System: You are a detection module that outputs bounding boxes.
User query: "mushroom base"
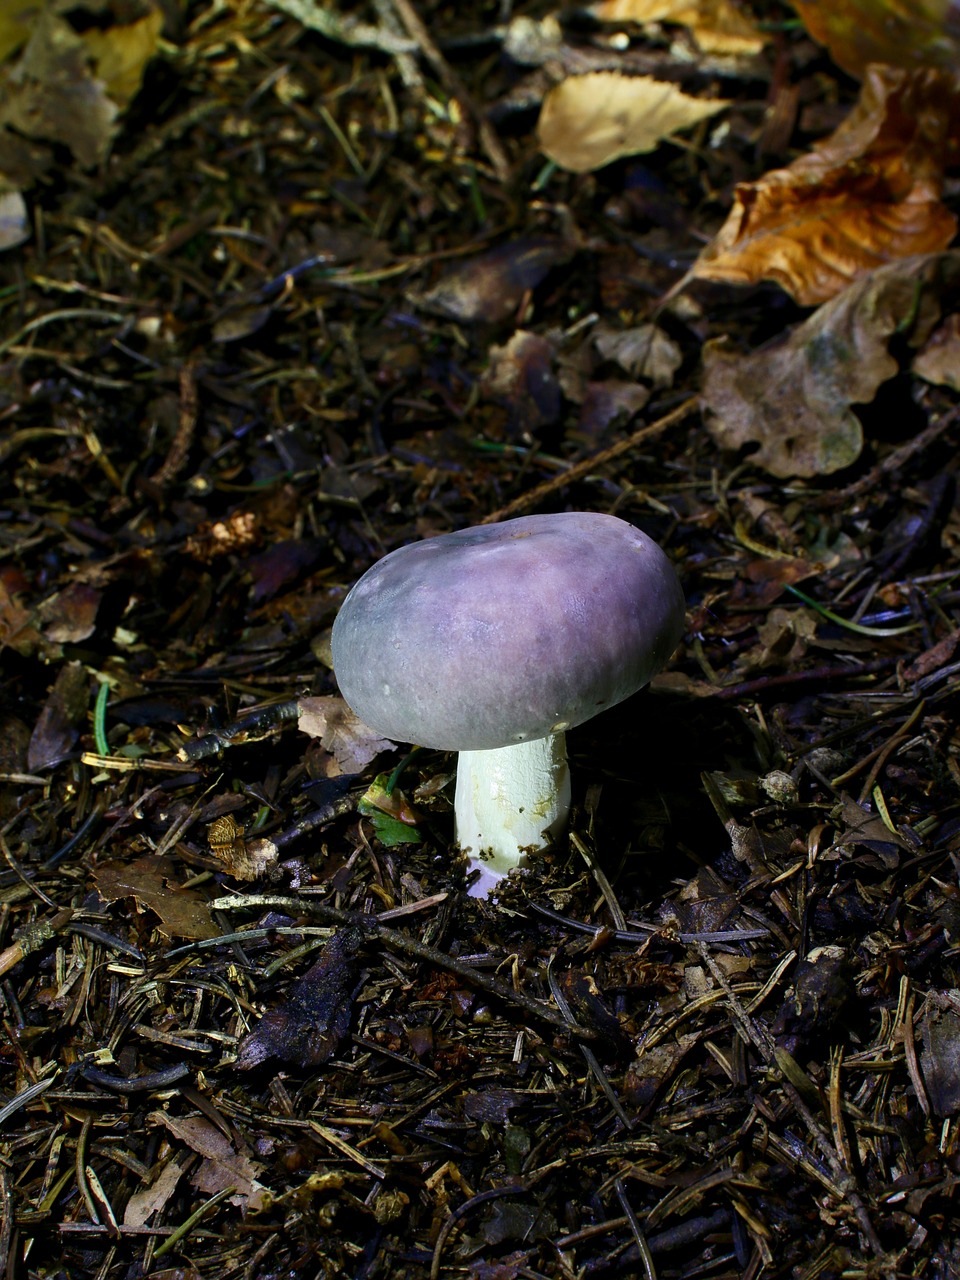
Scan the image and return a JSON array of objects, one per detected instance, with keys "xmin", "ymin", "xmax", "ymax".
[{"xmin": 455, "ymin": 733, "xmax": 571, "ymax": 897}]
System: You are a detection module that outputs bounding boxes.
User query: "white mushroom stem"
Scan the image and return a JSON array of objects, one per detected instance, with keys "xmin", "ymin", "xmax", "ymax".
[{"xmin": 455, "ymin": 732, "xmax": 571, "ymax": 897}]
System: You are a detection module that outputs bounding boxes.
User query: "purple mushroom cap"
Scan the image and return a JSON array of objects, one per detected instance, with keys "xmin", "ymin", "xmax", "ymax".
[{"xmin": 331, "ymin": 512, "xmax": 685, "ymax": 753}]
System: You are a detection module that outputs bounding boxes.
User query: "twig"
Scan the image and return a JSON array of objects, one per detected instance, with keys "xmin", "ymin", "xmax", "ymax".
[
  {"xmin": 389, "ymin": 0, "xmax": 512, "ymax": 183},
  {"xmin": 822, "ymin": 402, "xmax": 960, "ymax": 508},
  {"xmin": 481, "ymin": 396, "xmax": 699, "ymax": 523},
  {"xmin": 697, "ymin": 943, "xmax": 886, "ymax": 1259},
  {"xmin": 263, "ymin": 0, "xmax": 416, "ymax": 54},
  {"xmin": 210, "ymin": 893, "xmax": 600, "ymax": 1041}
]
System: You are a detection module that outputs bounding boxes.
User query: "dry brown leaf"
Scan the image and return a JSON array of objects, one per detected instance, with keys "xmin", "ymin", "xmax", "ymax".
[
  {"xmin": 123, "ymin": 1156, "xmax": 188, "ymax": 1228},
  {"xmin": 298, "ymin": 694, "xmax": 396, "ymax": 774},
  {"xmin": 413, "ymin": 237, "xmax": 573, "ymax": 323},
  {"xmin": 688, "ymin": 66, "xmax": 960, "ymax": 305},
  {"xmin": 28, "ymin": 661, "xmax": 89, "ymax": 773},
  {"xmin": 149, "ymin": 1113, "xmax": 269, "ymax": 1211},
  {"xmin": 701, "ymin": 251, "xmax": 960, "ymax": 477},
  {"xmin": 537, "ymin": 72, "xmax": 727, "ymax": 173},
  {"xmin": 593, "ymin": 0, "xmax": 766, "ymax": 56},
  {"xmin": 1, "ymin": 10, "xmax": 118, "ymax": 168},
  {"xmin": 594, "ymin": 322, "xmax": 683, "ymax": 386},
  {"xmin": 95, "ymin": 854, "xmax": 219, "ymax": 940},
  {"xmin": 913, "ymin": 313, "xmax": 960, "ymax": 388},
  {"xmin": 791, "ymin": 0, "xmax": 960, "ymax": 79}
]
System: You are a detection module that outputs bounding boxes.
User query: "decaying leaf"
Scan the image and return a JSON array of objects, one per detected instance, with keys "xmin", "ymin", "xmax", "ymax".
[
  {"xmin": 207, "ymin": 814, "xmax": 279, "ymax": 882},
  {"xmin": 78, "ymin": 2, "xmax": 164, "ymax": 108},
  {"xmin": 792, "ymin": 0, "xmax": 960, "ymax": 80},
  {"xmin": 921, "ymin": 989, "xmax": 960, "ymax": 1116},
  {"xmin": 28, "ymin": 661, "xmax": 89, "ymax": 772},
  {"xmin": 0, "ymin": 3, "xmax": 38, "ymax": 65},
  {"xmin": 38, "ymin": 582, "xmax": 102, "ymax": 644},
  {"xmin": 481, "ymin": 330, "xmax": 562, "ymax": 431},
  {"xmin": 0, "ymin": 577, "xmax": 41, "ymax": 656},
  {"xmin": 237, "ymin": 928, "xmax": 362, "ymax": 1069},
  {"xmin": 701, "ymin": 251, "xmax": 960, "ymax": 477},
  {"xmin": 594, "ymin": 322, "xmax": 683, "ymax": 386},
  {"xmin": 95, "ymin": 854, "xmax": 219, "ymax": 940},
  {"xmin": 913, "ymin": 313, "xmax": 960, "ymax": 388},
  {"xmin": 0, "ymin": 2, "xmax": 162, "ymax": 198},
  {"xmin": 149, "ymin": 1113, "xmax": 269, "ymax": 1211},
  {"xmin": 298, "ymin": 694, "xmax": 396, "ymax": 774},
  {"xmin": 537, "ymin": 72, "xmax": 727, "ymax": 173},
  {"xmin": 0, "ymin": 10, "xmax": 118, "ymax": 169},
  {"xmin": 413, "ymin": 237, "xmax": 574, "ymax": 323},
  {"xmin": 688, "ymin": 66, "xmax": 960, "ymax": 305},
  {"xmin": 592, "ymin": 0, "xmax": 767, "ymax": 57},
  {"xmin": 123, "ymin": 1156, "xmax": 188, "ymax": 1228}
]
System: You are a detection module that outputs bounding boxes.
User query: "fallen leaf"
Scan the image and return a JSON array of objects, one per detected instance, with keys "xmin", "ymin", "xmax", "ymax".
[
  {"xmin": 537, "ymin": 72, "xmax": 727, "ymax": 173},
  {"xmin": 594, "ymin": 322, "xmax": 683, "ymax": 386},
  {"xmin": 1, "ymin": 10, "xmax": 118, "ymax": 168},
  {"xmin": 123, "ymin": 1155, "xmax": 188, "ymax": 1228},
  {"xmin": 79, "ymin": 3, "xmax": 164, "ymax": 108},
  {"xmin": 687, "ymin": 66, "xmax": 960, "ymax": 305},
  {"xmin": 701, "ymin": 251, "xmax": 960, "ymax": 476},
  {"xmin": 480, "ymin": 330, "xmax": 562, "ymax": 431},
  {"xmin": 358, "ymin": 773, "xmax": 423, "ymax": 846},
  {"xmin": 94, "ymin": 855, "xmax": 219, "ymax": 940},
  {"xmin": 150, "ymin": 1113, "xmax": 269, "ymax": 1210},
  {"xmin": 298, "ymin": 694, "xmax": 397, "ymax": 774},
  {"xmin": 413, "ymin": 236, "xmax": 573, "ymax": 323},
  {"xmin": 921, "ymin": 989, "xmax": 960, "ymax": 1116},
  {"xmin": 0, "ymin": 2, "xmax": 38, "ymax": 64},
  {"xmin": 592, "ymin": 0, "xmax": 767, "ymax": 57},
  {"xmin": 576, "ymin": 379, "xmax": 649, "ymax": 441},
  {"xmin": 913, "ymin": 313, "xmax": 960, "ymax": 388},
  {"xmin": 0, "ymin": 577, "xmax": 41, "ymax": 656},
  {"xmin": 237, "ymin": 928, "xmax": 362, "ymax": 1069},
  {"xmin": 245, "ymin": 538, "xmax": 326, "ymax": 603},
  {"xmin": 792, "ymin": 0, "xmax": 960, "ymax": 79},
  {"xmin": 38, "ymin": 582, "xmax": 102, "ymax": 644},
  {"xmin": 28, "ymin": 661, "xmax": 89, "ymax": 772}
]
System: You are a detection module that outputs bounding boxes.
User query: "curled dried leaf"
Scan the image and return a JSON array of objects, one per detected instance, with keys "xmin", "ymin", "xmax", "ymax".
[
  {"xmin": 688, "ymin": 66, "xmax": 960, "ymax": 305},
  {"xmin": 792, "ymin": 0, "xmax": 960, "ymax": 79}
]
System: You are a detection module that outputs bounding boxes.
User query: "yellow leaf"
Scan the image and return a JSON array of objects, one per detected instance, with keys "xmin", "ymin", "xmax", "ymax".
[
  {"xmin": 687, "ymin": 65, "xmax": 960, "ymax": 305},
  {"xmin": 80, "ymin": 3, "xmax": 164, "ymax": 108},
  {"xmin": 0, "ymin": 2, "xmax": 40, "ymax": 66},
  {"xmin": 593, "ymin": 0, "xmax": 767, "ymax": 56},
  {"xmin": 537, "ymin": 71, "xmax": 727, "ymax": 173}
]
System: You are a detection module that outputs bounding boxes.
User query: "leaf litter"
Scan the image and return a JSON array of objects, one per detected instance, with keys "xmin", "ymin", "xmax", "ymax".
[{"xmin": 2, "ymin": 2, "xmax": 960, "ymax": 1278}]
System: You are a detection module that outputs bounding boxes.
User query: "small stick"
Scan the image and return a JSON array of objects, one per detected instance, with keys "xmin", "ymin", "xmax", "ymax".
[
  {"xmin": 482, "ymin": 396, "xmax": 699, "ymax": 524},
  {"xmin": 389, "ymin": 0, "xmax": 512, "ymax": 183}
]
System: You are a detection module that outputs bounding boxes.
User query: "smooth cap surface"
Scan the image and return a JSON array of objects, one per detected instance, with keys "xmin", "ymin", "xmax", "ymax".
[{"xmin": 331, "ymin": 511, "xmax": 685, "ymax": 751}]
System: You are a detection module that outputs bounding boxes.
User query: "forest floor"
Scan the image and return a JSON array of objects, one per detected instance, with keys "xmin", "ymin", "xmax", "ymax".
[{"xmin": 1, "ymin": 3, "xmax": 960, "ymax": 1279}]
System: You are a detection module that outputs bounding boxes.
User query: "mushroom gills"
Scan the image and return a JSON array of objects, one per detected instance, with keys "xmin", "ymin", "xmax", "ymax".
[{"xmin": 455, "ymin": 732, "xmax": 571, "ymax": 897}]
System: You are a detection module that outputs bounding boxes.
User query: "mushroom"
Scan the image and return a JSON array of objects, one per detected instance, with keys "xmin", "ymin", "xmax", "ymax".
[{"xmin": 331, "ymin": 511, "xmax": 685, "ymax": 896}]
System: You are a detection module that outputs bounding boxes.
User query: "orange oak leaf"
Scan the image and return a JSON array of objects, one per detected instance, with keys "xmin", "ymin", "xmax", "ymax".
[
  {"xmin": 791, "ymin": 0, "xmax": 960, "ymax": 79},
  {"xmin": 686, "ymin": 65, "xmax": 960, "ymax": 305}
]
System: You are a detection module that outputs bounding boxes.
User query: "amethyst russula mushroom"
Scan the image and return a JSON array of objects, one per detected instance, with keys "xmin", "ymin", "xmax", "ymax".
[{"xmin": 331, "ymin": 511, "xmax": 685, "ymax": 896}]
